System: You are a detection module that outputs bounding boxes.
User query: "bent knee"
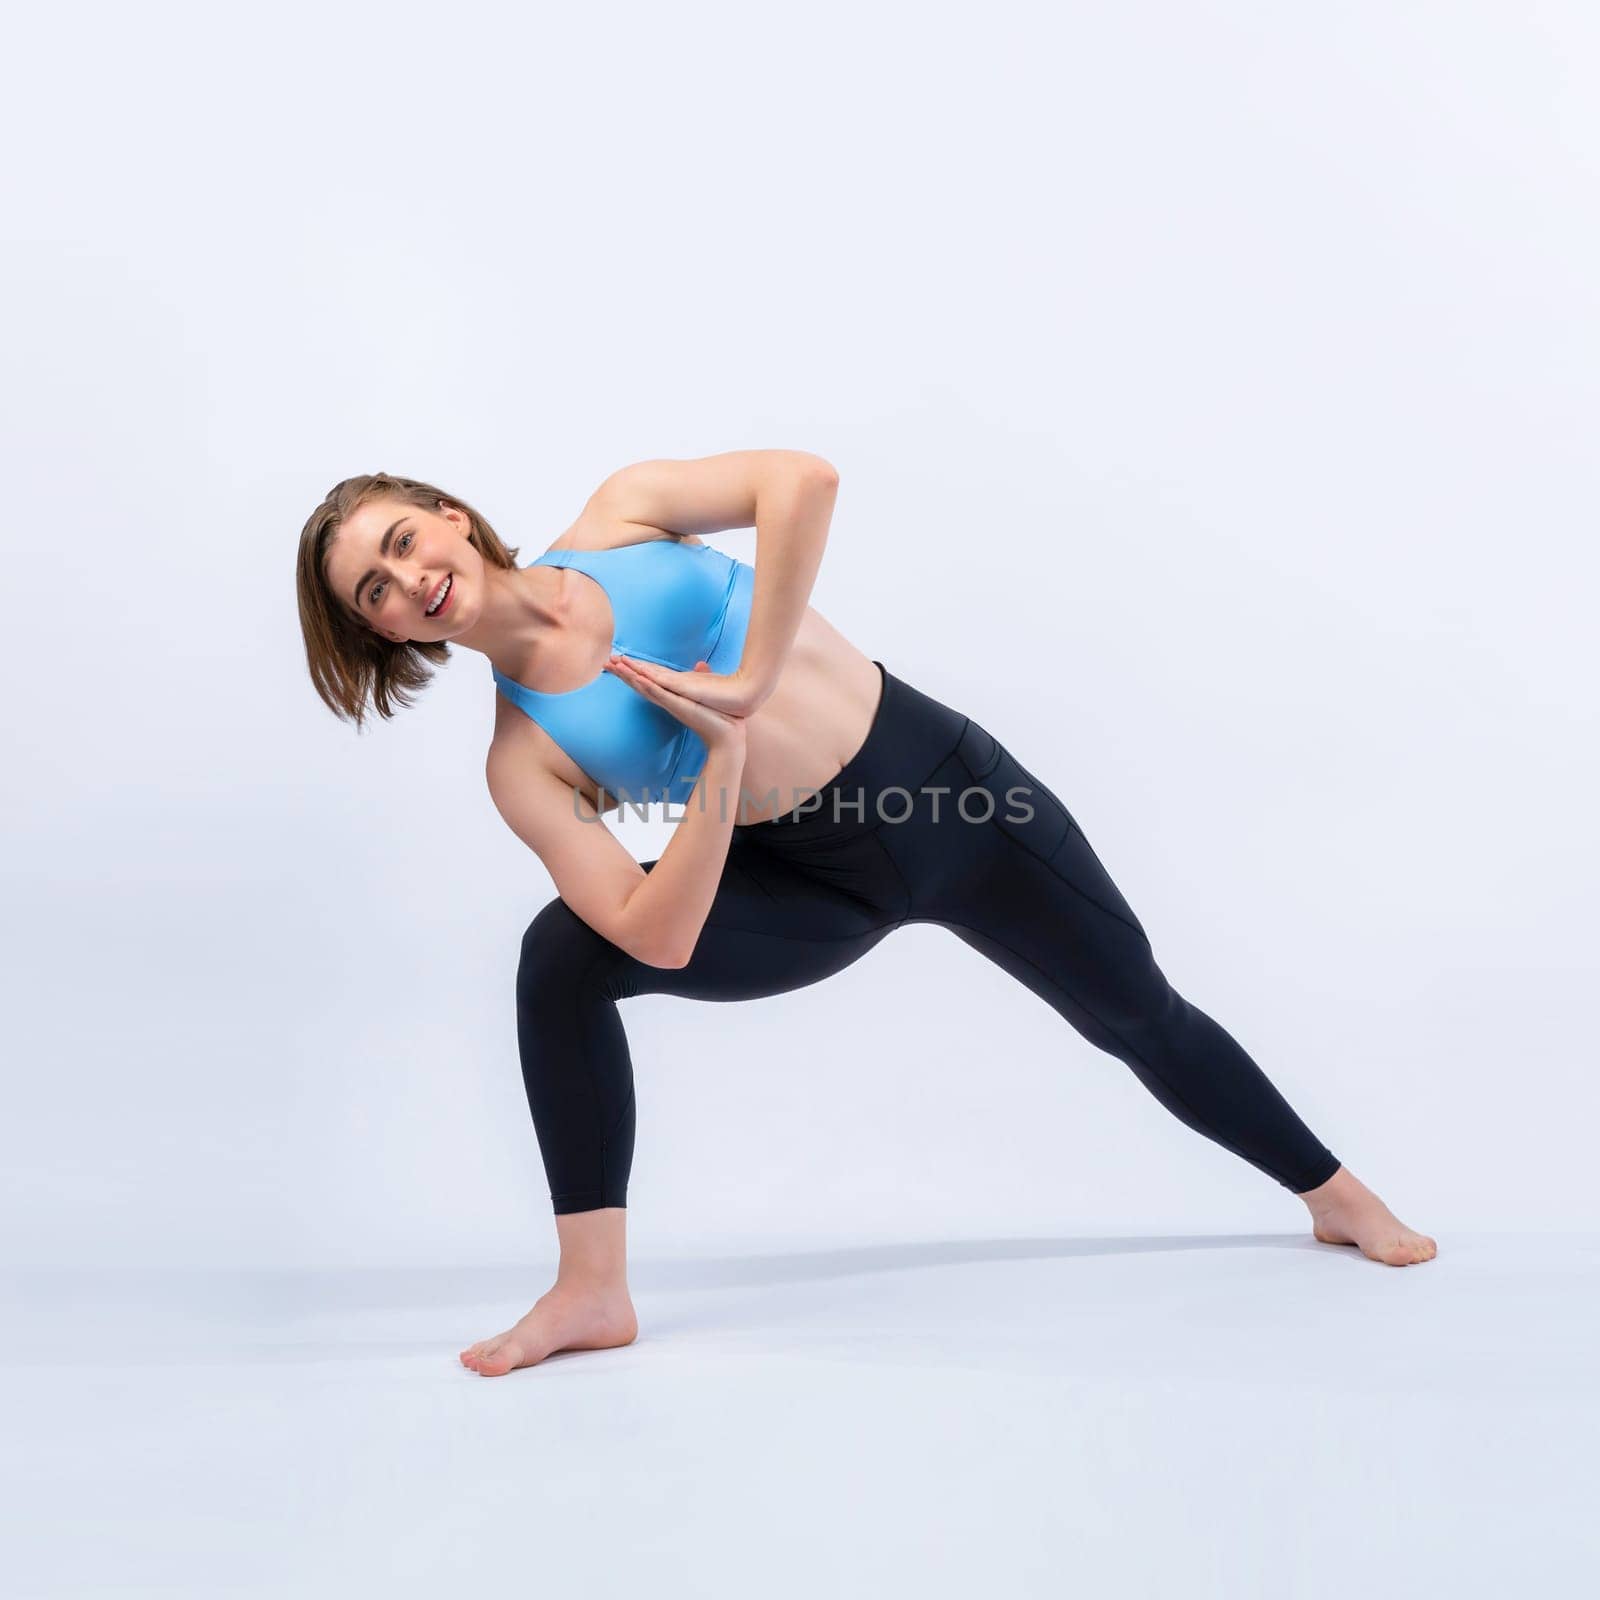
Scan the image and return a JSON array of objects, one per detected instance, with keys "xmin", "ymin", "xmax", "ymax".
[{"xmin": 518, "ymin": 897, "xmax": 629, "ymax": 1001}]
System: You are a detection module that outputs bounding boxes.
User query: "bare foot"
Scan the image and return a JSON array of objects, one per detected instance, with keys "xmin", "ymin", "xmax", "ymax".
[
  {"xmin": 1300, "ymin": 1166, "xmax": 1438, "ymax": 1267},
  {"xmin": 459, "ymin": 1281, "xmax": 638, "ymax": 1376}
]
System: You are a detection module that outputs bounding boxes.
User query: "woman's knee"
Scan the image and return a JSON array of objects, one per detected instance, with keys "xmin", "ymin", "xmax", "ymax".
[
  {"xmin": 518, "ymin": 897, "xmax": 627, "ymax": 1005},
  {"xmin": 1095, "ymin": 949, "xmax": 1185, "ymax": 1041},
  {"xmin": 514, "ymin": 901, "xmax": 636, "ymax": 1181}
]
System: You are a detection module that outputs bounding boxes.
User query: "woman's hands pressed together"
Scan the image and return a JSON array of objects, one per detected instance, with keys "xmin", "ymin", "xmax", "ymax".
[
  {"xmin": 605, "ymin": 655, "xmax": 757, "ymax": 753},
  {"xmin": 609, "ymin": 656, "xmax": 770, "ymax": 718}
]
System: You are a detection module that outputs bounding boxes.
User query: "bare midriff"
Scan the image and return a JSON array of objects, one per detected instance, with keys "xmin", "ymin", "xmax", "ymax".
[
  {"xmin": 728, "ymin": 604, "xmax": 883, "ymax": 825},
  {"xmin": 490, "ymin": 530, "xmax": 883, "ymax": 825}
]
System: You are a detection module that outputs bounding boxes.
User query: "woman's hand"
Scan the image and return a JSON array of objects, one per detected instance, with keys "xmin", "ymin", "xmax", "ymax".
[
  {"xmin": 606, "ymin": 656, "xmax": 750, "ymax": 754},
  {"xmin": 609, "ymin": 657, "xmax": 771, "ymax": 718}
]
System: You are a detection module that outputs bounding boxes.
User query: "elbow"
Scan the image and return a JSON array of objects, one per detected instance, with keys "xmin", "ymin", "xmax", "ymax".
[
  {"xmin": 617, "ymin": 890, "xmax": 705, "ymax": 969},
  {"xmin": 623, "ymin": 924, "xmax": 696, "ymax": 969},
  {"xmin": 778, "ymin": 451, "xmax": 838, "ymax": 489},
  {"xmin": 632, "ymin": 941, "xmax": 693, "ymax": 970}
]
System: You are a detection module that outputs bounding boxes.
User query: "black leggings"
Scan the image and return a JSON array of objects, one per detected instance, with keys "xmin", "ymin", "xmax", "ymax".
[{"xmin": 516, "ymin": 662, "xmax": 1341, "ymax": 1213}]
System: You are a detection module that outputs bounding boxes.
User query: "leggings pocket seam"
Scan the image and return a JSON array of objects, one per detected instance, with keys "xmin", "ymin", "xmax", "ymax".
[
  {"xmin": 1042, "ymin": 826, "xmax": 1150, "ymax": 943},
  {"xmin": 957, "ymin": 716, "xmax": 1002, "ymax": 779}
]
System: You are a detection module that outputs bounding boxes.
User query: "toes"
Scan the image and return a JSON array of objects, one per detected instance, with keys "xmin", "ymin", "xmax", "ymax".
[
  {"xmin": 460, "ymin": 1339, "xmax": 503, "ymax": 1372},
  {"xmin": 458, "ymin": 1335, "xmax": 526, "ymax": 1376}
]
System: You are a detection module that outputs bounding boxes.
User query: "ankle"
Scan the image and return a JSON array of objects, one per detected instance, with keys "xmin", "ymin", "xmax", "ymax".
[
  {"xmin": 551, "ymin": 1206, "xmax": 630, "ymax": 1295},
  {"xmin": 553, "ymin": 1268, "xmax": 631, "ymax": 1299},
  {"xmin": 1298, "ymin": 1165, "xmax": 1357, "ymax": 1210}
]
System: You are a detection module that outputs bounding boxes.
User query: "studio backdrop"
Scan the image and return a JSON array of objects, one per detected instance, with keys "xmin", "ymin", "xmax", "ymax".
[{"xmin": 3, "ymin": 1, "xmax": 1595, "ymax": 1272}]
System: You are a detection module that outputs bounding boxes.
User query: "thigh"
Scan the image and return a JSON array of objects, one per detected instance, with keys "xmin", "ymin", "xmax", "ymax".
[
  {"xmin": 908, "ymin": 719, "xmax": 1163, "ymax": 1024},
  {"xmin": 616, "ymin": 832, "xmax": 901, "ymax": 1003}
]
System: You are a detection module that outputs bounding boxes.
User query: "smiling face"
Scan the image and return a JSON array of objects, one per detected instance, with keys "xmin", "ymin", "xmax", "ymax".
[{"xmin": 323, "ymin": 495, "xmax": 484, "ymax": 643}]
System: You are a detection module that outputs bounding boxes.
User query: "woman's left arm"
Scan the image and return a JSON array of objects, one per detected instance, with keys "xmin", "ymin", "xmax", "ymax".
[
  {"xmin": 607, "ymin": 453, "xmax": 840, "ymax": 716},
  {"xmin": 731, "ymin": 464, "xmax": 839, "ymax": 706}
]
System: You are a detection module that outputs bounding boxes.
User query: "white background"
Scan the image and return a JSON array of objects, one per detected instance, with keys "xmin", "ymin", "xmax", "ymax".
[
  {"xmin": 2, "ymin": 5, "xmax": 1597, "ymax": 1593},
  {"xmin": 7, "ymin": 0, "xmax": 1594, "ymax": 1269}
]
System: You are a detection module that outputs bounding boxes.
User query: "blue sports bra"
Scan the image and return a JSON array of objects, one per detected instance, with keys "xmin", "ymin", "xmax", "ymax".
[{"xmin": 492, "ymin": 538, "xmax": 756, "ymax": 806}]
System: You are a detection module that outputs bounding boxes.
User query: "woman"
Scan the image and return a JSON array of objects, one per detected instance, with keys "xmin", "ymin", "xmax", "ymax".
[{"xmin": 297, "ymin": 450, "xmax": 1437, "ymax": 1377}]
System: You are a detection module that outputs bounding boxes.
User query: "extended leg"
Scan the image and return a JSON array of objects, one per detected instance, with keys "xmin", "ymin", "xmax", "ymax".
[{"xmin": 927, "ymin": 731, "xmax": 1341, "ymax": 1194}]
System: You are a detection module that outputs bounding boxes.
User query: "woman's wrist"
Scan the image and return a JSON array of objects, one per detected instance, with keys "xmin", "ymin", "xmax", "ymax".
[{"xmin": 701, "ymin": 724, "xmax": 749, "ymax": 763}]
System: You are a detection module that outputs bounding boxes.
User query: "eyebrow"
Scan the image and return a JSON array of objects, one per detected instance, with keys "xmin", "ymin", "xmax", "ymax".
[{"xmin": 351, "ymin": 518, "xmax": 408, "ymax": 612}]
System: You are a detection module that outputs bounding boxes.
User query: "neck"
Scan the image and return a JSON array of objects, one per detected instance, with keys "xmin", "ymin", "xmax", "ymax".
[{"xmin": 451, "ymin": 561, "xmax": 567, "ymax": 678}]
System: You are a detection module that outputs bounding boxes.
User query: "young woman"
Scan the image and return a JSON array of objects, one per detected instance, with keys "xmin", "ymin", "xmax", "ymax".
[{"xmin": 297, "ymin": 450, "xmax": 1437, "ymax": 1377}]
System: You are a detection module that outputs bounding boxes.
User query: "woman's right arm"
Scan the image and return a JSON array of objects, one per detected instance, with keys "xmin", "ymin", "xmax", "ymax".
[{"xmin": 486, "ymin": 730, "xmax": 748, "ymax": 970}]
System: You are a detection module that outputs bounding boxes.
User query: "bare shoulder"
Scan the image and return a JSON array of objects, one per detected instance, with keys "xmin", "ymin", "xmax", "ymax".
[{"xmin": 486, "ymin": 706, "xmax": 622, "ymax": 818}]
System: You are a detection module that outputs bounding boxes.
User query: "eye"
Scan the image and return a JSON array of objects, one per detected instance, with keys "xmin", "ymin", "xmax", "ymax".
[{"xmin": 367, "ymin": 529, "xmax": 415, "ymax": 606}]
